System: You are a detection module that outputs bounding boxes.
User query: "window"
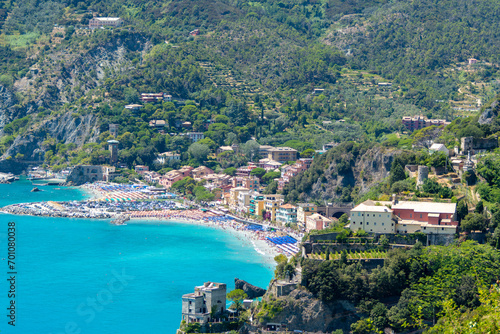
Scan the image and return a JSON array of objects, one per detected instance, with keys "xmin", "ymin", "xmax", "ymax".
[
  {"xmin": 420, "ymin": 214, "xmax": 422, "ymax": 219},
  {"xmin": 374, "ymin": 223, "xmax": 377, "ymax": 226},
  {"xmin": 379, "ymin": 214, "xmax": 381, "ymax": 217},
  {"xmin": 352, "ymin": 213, "xmax": 354, "ymax": 216},
  {"xmin": 382, "ymin": 223, "xmax": 384, "ymax": 226},
  {"xmin": 442, "ymin": 228, "xmax": 444, "ymax": 230},
  {"xmin": 366, "ymin": 222, "xmax": 369, "ymax": 225},
  {"xmin": 410, "ymin": 214, "xmax": 412, "ymax": 218},
  {"xmin": 352, "ymin": 222, "xmax": 355, "ymax": 224},
  {"xmin": 358, "ymin": 213, "xmax": 360, "ymax": 216},
  {"xmin": 423, "ymin": 227, "xmax": 426, "ymax": 230}
]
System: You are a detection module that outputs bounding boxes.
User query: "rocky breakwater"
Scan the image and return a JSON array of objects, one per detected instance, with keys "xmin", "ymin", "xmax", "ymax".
[{"xmin": 2, "ymin": 202, "xmax": 114, "ymax": 219}]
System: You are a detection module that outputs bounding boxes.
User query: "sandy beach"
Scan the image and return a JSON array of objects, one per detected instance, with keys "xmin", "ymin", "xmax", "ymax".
[{"xmin": 128, "ymin": 213, "xmax": 285, "ymax": 266}]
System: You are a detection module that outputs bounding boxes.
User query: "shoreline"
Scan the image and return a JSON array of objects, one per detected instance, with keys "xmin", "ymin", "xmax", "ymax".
[{"xmin": 127, "ymin": 216, "xmax": 281, "ymax": 265}]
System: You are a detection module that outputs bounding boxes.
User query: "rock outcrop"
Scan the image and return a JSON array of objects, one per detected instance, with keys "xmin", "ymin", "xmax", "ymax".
[
  {"xmin": 235, "ymin": 278, "xmax": 266, "ymax": 299},
  {"xmin": 252, "ymin": 280, "xmax": 359, "ymax": 333},
  {"xmin": 305, "ymin": 145, "xmax": 401, "ymax": 202},
  {"xmin": 479, "ymin": 98, "xmax": 500, "ymax": 124}
]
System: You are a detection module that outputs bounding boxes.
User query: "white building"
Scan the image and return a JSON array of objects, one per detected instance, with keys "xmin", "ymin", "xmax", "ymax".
[
  {"xmin": 156, "ymin": 152, "xmax": 181, "ymax": 164},
  {"xmin": 89, "ymin": 17, "xmax": 123, "ymax": 29},
  {"xmin": 429, "ymin": 143, "xmax": 450, "ymax": 157},
  {"xmin": 349, "ymin": 199, "xmax": 458, "ymax": 235},
  {"xmin": 349, "ymin": 200, "xmax": 396, "ymax": 233}
]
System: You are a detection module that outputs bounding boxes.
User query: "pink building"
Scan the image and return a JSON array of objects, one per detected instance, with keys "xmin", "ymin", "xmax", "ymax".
[
  {"xmin": 391, "ymin": 200, "xmax": 458, "ymax": 234},
  {"xmin": 192, "ymin": 166, "xmax": 214, "ymax": 179},
  {"xmin": 402, "ymin": 116, "xmax": 449, "ymax": 132},
  {"xmin": 134, "ymin": 165, "xmax": 149, "ymax": 174}
]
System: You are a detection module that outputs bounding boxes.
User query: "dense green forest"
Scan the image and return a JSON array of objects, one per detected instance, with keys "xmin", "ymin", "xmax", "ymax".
[{"xmin": 300, "ymin": 241, "xmax": 500, "ymax": 333}]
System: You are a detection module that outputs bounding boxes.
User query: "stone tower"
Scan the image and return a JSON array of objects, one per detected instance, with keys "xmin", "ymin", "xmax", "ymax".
[
  {"xmin": 417, "ymin": 165, "xmax": 429, "ymax": 187},
  {"xmin": 108, "ymin": 140, "xmax": 119, "ymax": 164}
]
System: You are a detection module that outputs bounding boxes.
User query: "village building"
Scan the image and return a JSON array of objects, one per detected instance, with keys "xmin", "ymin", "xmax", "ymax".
[
  {"xmin": 181, "ymin": 282, "xmax": 226, "ymax": 324},
  {"xmin": 228, "ymin": 187, "xmax": 249, "ymax": 207},
  {"xmin": 192, "ymin": 166, "xmax": 214, "ymax": 180},
  {"xmin": 236, "ymin": 164, "xmax": 258, "ymax": 177},
  {"xmin": 124, "ymin": 104, "xmax": 142, "ymax": 111},
  {"xmin": 156, "ymin": 152, "xmax": 181, "ymax": 164},
  {"xmin": 134, "ymin": 165, "xmax": 149, "ymax": 174},
  {"xmin": 258, "ymin": 158, "xmax": 282, "ymax": 171},
  {"xmin": 149, "ymin": 120, "xmax": 166, "ymax": 129},
  {"xmin": 231, "ymin": 176, "xmax": 260, "ymax": 191},
  {"xmin": 216, "ymin": 146, "xmax": 234, "ymax": 155},
  {"xmin": 267, "ymin": 147, "xmax": 298, "ymax": 163},
  {"xmin": 278, "ymin": 159, "xmax": 312, "ymax": 191},
  {"xmin": 306, "ymin": 213, "xmax": 332, "ymax": 232},
  {"xmin": 182, "ymin": 132, "xmax": 204, "ymax": 142},
  {"xmin": 349, "ymin": 197, "xmax": 458, "ymax": 235},
  {"xmin": 263, "ymin": 194, "xmax": 284, "ymax": 221},
  {"xmin": 89, "ymin": 17, "xmax": 123, "ymax": 29},
  {"xmin": 429, "ymin": 143, "xmax": 449, "ymax": 156},
  {"xmin": 297, "ymin": 203, "xmax": 318, "ymax": 227},
  {"xmin": 159, "ymin": 166, "xmax": 193, "ymax": 189},
  {"xmin": 276, "ymin": 204, "xmax": 297, "ymax": 224},
  {"xmin": 66, "ymin": 165, "xmax": 115, "ymax": 184},
  {"xmin": 258, "ymin": 145, "xmax": 275, "ymax": 158},
  {"xmin": 401, "ymin": 116, "xmax": 449, "ymax": 132}
]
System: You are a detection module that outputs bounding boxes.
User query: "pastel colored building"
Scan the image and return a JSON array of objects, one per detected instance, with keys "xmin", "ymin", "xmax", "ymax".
[
  {"xmin": 267, "ymin": 147, "xmax": 298, "ymax": 163},
  {"xmin": 305, "ymin": 213, "xmax": 332, "ymax": 232},
  {"xmin": 276, "ymin": 204, "xmax": 297, "ymax": 224}
]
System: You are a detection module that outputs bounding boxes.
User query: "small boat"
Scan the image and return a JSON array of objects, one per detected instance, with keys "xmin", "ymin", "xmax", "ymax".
[{"xmin": 31, "ymin": 187, "xmax": 42, "ymax": 192}]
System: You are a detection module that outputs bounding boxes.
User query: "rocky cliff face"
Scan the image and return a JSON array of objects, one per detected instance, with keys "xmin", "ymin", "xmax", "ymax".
[
  {"xmin": 0, "ymin": 32, "xmax": 151, "ymax": 167},
  {"xmin": 2, "ymin": 111, "xmax": 100, "ymax": 161},
  {"xmin": 306, "ymin": 145, "xmax": 400, "ymax": 202},
  {"xmin": 478, "ymin": 98, "xmax": 500, "ymax": 124},
  {"xmin": 252, "ymin": 280, "xmax": 358, "ymax": 333}
]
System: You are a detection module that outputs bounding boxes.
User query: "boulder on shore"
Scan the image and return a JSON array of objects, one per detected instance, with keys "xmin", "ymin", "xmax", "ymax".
[{"xmin": 235, "ymin": 278, "xmax": 266, "ymax": 299}]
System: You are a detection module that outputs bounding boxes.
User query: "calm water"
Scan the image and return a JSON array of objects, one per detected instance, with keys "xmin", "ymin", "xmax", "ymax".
[{"xmin": 0, "ymin": 179, "xmax": 274, "ymax": 333}]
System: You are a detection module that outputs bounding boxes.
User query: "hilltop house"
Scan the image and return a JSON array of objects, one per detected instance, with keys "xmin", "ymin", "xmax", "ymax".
[{"xmin": 89, "ymin": 17, "xmax": 123, "ymax": 29}]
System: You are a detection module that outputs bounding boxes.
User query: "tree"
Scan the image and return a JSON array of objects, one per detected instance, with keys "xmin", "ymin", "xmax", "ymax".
[
  {"xmin": 224, "ymin": 167, "xmax": 237, "ymax": 176},
  {"xmin": 325, "ymin": 248, "xmax": 330, "ymax": 261},
  {"xmin": 461, "ymin": 213, "xmax": 488, "ymax": 232},
  {"xmin": 300, "ymin": 148, "xmax": 315, "ymax": 158},
  {"xmin": 187, "ymin": 143, "xmax": 210, "ymax": 163},
  {"xmin": 390, "ymin": 163, "xmax": 406, "ymax": 185},
  {"xmin": 475, "ymin": 200, "xmax": 484, "ymax": 214},
  {"xmin": 250, "ymin": 167, "xmax": 266, "ymax": 178},
  {"xmin": 227, "ymin": 289, "xmax": 248, "ymax": 313},
  {"xmin": 262, "ymin": 171, "xmax": 281, "ymax": 184},
  {"xmin": 338, "ymin": 213, "xmax": 349, "ymax": 226},
  {"xmin": 240, "ymin": 140, "xmax": 260, "ymax": 160},
  {"xmin": 456, "ymin": 200, "xmax": 469, "ymax": 222}
]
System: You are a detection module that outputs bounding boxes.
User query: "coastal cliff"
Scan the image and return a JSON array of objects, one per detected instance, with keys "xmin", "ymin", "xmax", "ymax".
[
  {"xmin": 249, "ymin": 278, "xmax": 358, "ymax": 333},
  {"xmin": 283, "ymin": 143, "xmax": 401, "ymax": 203}
]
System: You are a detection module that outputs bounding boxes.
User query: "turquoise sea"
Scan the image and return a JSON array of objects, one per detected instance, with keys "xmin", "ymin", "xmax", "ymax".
[{"xmin": 0, "ymin": 179, "xmax": 274, "ymax": 333}]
